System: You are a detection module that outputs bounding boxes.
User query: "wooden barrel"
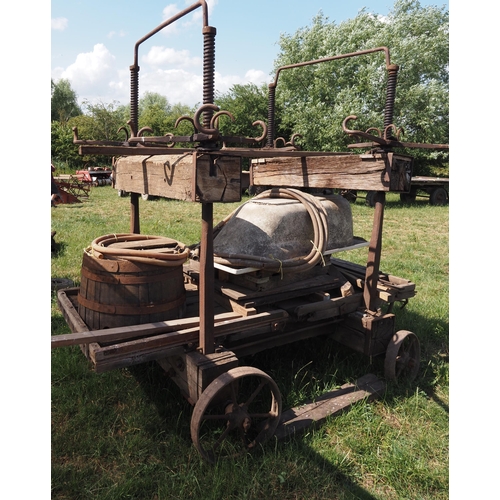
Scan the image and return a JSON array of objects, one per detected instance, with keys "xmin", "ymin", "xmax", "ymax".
[{"xmin": 78, "ymin": 246, "xmax": 186, "ymax": 330}]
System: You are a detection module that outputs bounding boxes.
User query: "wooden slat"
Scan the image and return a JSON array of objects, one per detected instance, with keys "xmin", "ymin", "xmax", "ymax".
[
  {"xmin": 274, "ymin": 374, "xmax": 385, "ymax": 440},
  {"xmin": 216, "ymin": 273, "xmax": 343, "ymax": 305},
  {"xmin": 91, "ymin": 309, "xmax": 289, "ymax": 361},
  {"xmin": 52, "ymin": 304, "xmax": 241, "ymax": 348}
]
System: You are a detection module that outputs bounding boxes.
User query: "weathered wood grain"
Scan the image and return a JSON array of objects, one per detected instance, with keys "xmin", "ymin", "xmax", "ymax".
[
  {"xmin": 114, "ymin": 153, "xmax": 242, "ymax": 202},
  {"xmin": 250, "ymin": 152, "xmax": 412, "ymax": 191}
]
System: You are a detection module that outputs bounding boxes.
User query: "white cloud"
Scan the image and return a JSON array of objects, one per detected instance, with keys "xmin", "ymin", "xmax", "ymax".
[
  {"xmin": 160, "ymin": 4, "xmax": 182, "ymax": 35},
  {"xmin": 57, "ymin": 44, "xmax": 120, "ymax": 103},
  {"xmin": 140, "ymin": 68, "xmax": 203, "ymax": 107},
  {"xmin": 160, "ymin": 0, "xmax": 218, "ymax": 36},
  {"xmin": 213, "ymin": 69, "xmax": 270, "ymax": 95},
  {"xmin": 51, "ymin": 17, "xmax": 68, "ymax": 31},
  {"xmin": 142, "ymin": 46, "xmax": 202, "ymax": 68},
  {"xmin": 51, "ymin": 39, "xmax": 270, "ymax": 109},
  {"xmin": 244, "ymin": 69, "xmax": 270, "ymax": 85}
]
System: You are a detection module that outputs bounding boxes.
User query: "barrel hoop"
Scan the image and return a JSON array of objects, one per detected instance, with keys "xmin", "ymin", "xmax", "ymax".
[
  {"xmin": 77, "ymin": 293, "xmax": 186, "ymax": 315},
  {"xmin": 80, "ymin": 265, "xmax": 178, "ymax": 285}
]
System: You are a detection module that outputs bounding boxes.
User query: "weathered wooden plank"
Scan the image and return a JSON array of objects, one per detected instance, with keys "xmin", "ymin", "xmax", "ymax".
[
  {"xmin": 217, "ymin": 273, "xmax": 343, "ymax": 305},
  {"xmin": 274, "ymin": 374, "xmax": 385, "ymax": 440},
  {"xmin": 54, "ymin": 289, "xmax": 242, "ymax": 348},
  {"xmin": 56, "ymin": 288, "xmax": 90, "ymax": 334},
  {"xmin": 91, "ymin": 309, "xmax": 289, "ymax": 361},
  {"xmin": 51, "ymin": 311, "xmax": 242, "ymax": 348},
  {"xmin": 250, "ymin": 152, "xmax": 412, "ymax": 192},
  {"xmin": 292, "ymin": 293, "xmax": 363, "ymax": 321},
  {"xmin": 213, "ymin": 293, "xmax": 257, "ymax": 317},
  {"xmin": 113, "ymin": 153, "xmax": 242, "ymax": 202}
]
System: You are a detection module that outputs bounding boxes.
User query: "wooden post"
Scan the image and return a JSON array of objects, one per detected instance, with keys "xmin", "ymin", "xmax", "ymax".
[{"xmin": 363, "ymin": 191, "xmax": 385, "ymax": 312}]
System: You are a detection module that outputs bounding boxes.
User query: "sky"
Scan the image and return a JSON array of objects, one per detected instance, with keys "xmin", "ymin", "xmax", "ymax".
[{"xmin": 51, "ymin": 0, "xmax": 449, "ymax": 109}]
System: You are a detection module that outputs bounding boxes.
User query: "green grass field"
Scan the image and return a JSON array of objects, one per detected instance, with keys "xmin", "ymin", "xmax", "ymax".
[{"xmin": 51, "ymin": 186, "xmax": 449, "ymax": 499}]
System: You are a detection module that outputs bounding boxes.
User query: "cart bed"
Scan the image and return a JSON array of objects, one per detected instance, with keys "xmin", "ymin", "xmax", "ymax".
[{"xmin": 56, "ymin": 258, "xmax": 415, "ymax": 373}]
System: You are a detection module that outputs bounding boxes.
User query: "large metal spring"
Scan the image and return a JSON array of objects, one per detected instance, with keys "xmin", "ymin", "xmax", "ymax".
[
  {"xmin": 129, "ymin": 66, "xmax": 139, "ymax": 137},
  {"xmin": 384, "ymin": 64, "xmax": 399, "ymax": 128},
  {"xmin": 202, "ymin": 26, "xmax": 216, "ymax": 129},
  {"xmin": 267, "ymin": 85, "xmax": 276, "ymax": 148}
]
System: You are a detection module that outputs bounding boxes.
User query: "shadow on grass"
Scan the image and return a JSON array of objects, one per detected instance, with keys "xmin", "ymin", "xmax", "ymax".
[
  {"xmin": 121, "ymin": 305, "xmax": 448, "ymax": 498},
  {"xmin": 127, "ymin": 360, "xmax": 380, "ymax": 499},
  {"xmin": 51, "ymin": 239, "xmax": 68, "ymax": 257}
]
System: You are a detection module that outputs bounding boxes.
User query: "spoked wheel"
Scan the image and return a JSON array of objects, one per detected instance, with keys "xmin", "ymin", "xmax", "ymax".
[
  {"xmin": 384, "ymin": 330, "xmax": 421, "ymax": 383},
  {"xmin": 190, "ymin": 366, "xmax": 282, "ymax": 464},
  {"xmin": 365, "ymin": 190, "xmax": 376, "ymax": 207},
  {"xmin": 429, "ymin": 187, "xmax": 448, "ymax": 206}
]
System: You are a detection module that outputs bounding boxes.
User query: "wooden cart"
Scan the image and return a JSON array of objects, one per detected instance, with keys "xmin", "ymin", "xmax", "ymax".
[
  {"xmin": 52, "ymin": 1, "xmax": 442, "ymax": 463},
  {"xmin": 53, "ymin": 145, "xmax": 421, "ymax": 463},
  {"xmin": 55, "ymin": 243, "xmax": 418, "ymax": 463}
]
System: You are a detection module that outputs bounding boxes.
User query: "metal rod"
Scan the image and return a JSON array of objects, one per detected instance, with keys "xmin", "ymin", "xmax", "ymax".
[
  {"xmin": 127, "ymin": 1, "xmax": 210, "ymax": 236},
  {"xmin": 267, "ymin": 47, "xmax": 393, "ymax": 148},
  {"xmin": 363, "ymin": 191, "xmax": 385, "ymax": 312},
  {"xmin": 129, "ymin": 1, "xmax": 209, "ymax": 136},
  {"xmin": 199, "ymin": 201, "xmax": 215, "ymax": 354},
  {"xmin": 130, "ymin": 193, "xmax": 140, "ymax": 234}
]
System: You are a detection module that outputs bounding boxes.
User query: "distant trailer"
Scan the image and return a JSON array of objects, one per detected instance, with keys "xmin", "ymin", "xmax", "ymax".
[
  {"xmin": 366, "ymin": 176, "xmax": 449, "ymax": 207},
  {"xmin": 401, "ymin": 176, "xmax": 449, "ymax": 205}
]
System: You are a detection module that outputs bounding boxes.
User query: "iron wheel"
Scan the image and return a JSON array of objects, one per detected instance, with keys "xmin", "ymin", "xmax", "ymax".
[{"xmin": 190, "ymin": 366, "xmax": 282, "ymax": 464}]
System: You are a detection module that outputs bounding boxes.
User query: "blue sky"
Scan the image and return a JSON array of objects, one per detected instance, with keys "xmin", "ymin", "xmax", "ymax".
[{"xmin": 51, "ymin": 0, "xmax": 448, "ymax": 108}]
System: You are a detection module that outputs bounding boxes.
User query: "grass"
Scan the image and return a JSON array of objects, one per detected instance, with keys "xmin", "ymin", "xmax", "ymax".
[{"xmin": 51, "ymin": 186, "xmax": 449, "ymax": 499}]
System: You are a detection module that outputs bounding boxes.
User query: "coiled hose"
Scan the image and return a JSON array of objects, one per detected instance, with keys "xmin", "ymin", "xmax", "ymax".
[
  {"xmin": 88, "ymin": 233, "xmax": 190, "ymax": 267},
  {"xmin": 212, "ymin": 188, "xmax": 329, "ymax": 274}
]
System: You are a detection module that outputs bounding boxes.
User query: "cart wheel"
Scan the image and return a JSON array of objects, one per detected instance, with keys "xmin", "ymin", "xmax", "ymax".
[
  {"xmin": 384, "ymin": 330, "xmax": 420, "ymax": 383},
  {"xmin": 429, "ymin": 187, "xmax": 448, "ymax": 206},
  {"xmin": 365, "ymin": 191, "xmax": 376, "ymax": 207},
  {"xmin": 141, "ymin": 193, "xmax": 150, "ymax": 201},
  {"xmin": 190, "ymin": 366, "xmax": 282, "ymax": 464},
  {"xmin": 339, "ymin": 189, "xmax": 357, "ymax": 203},
  {"xmin": 117, "ymin": 189, "xmax": 128, "ymax": 197}
]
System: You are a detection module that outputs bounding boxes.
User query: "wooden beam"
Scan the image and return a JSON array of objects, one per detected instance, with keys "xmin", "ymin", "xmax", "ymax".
[
  {"xmin": 250, "ymin": 152, "xmax": 412, "ymax": 192},
  {"xmin": 113, "ymin": 153, "xmax": 242, "ymax": 202}
]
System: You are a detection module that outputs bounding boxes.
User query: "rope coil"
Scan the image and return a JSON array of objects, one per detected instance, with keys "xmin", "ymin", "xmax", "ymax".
[{"xmin": 88, "ymin": 233, "xmax": 190, "ymax": 267}]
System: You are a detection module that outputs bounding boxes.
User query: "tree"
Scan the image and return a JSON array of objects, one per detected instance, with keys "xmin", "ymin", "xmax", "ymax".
[
  {"xmin": 137, "ymin": 92, "xmax": 171, "ymax": 135},
  {"xmin": 51, "ymin": 79, "xmax": 82, "ymax": 123},
  {"xmin": 271, "ymin": 0, "xmax": 449, "ymax": 174},
  {"xmin": 73, "ymin": 100, "xmax": 128, "ymax": 141},
  {"xmin": 51, "ymin": 121, "xmax": 84, "ymax": 169},
  {"xmin": 214, "ymin": 83, "xmax": 269, "ymax": 143}
]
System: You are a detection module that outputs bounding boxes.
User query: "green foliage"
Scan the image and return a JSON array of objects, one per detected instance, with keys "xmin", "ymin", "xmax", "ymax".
[
  {"xmin": 51, "ymin": 121, "xmax": 85, "ymax": 170},
  {"xmin": 78, "ymin": 100, "xmax": 128, "ymax": 141},
  {"xmin": 272, "ymin": 0, "xmax": 449, "ymax": 175},
  {"xmin": 215, "ymin": 83, "xmax": 269, "ymax": 142},
  {"xmin": 138, "ymin": 91, "xmax": 172, "ymax": 135},
  {"xmin": 138, "ymin": 92, "xmax": 196, "ymax": 137},
  {"xmin": 51, "ymin": 78, "xmax": 82, "ymax": 123}
]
